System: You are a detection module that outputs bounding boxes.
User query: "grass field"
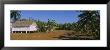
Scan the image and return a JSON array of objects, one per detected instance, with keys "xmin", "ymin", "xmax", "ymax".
[{"xmin": 10, "ymin": 30, "xmax": 74, "ymax": 40}]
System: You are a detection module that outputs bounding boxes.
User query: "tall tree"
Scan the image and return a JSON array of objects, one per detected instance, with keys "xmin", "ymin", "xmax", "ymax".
[
  {"xmin": 77, "ymin": 10, "xmax": 100, "ymax": 39},
  {"xmin": 10, "ymin": 10, "xmax": 21, "ymax": 22}
]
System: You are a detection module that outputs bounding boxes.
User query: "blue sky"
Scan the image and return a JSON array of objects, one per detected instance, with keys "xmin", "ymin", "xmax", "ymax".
[{"xmin": 20, "ymin": 10, "xmax": 81, "ymax": 24}]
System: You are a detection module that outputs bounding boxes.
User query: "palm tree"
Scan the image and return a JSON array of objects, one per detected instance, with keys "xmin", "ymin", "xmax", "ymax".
[{"xmin": 10, "ymin": 10, "xmax": 21, "ymax": 22}]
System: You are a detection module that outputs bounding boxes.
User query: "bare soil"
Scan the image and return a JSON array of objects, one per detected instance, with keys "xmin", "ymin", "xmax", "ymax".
[{"xmin": 10, "ymin": 30, "xmax": 74, "ymax": 40}]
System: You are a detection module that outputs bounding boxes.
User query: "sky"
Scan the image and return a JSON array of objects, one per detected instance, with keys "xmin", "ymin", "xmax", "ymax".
[{"xmin": 20, "ymin": 10, "xmax": 81, "ymax": 24}]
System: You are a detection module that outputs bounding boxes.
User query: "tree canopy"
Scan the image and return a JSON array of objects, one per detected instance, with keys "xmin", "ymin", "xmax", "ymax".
[{"xmin": 11, "ymin": 10, "xmax": 21, "ymax": 22}]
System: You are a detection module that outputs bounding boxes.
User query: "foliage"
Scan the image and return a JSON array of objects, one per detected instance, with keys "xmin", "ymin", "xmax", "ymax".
[
  {"xmin": 46, "ymin": 19, "xmax": 57, "ymax": 31},
  {"xmin": 36, "ymin": 20, "xmax": 47, "ymax": 32},
  {"xmin": 57, "ymin": 10, "xmax": 100, "ymax": 40},
  {"xmin": 10, "ymin": 10, "xmax": 21, "ymax": 22},
  {"xmin": 36, "ymin": 19, "xmax": 57, "ymax": 32},
  {"xmin": 77, "ymin": 10, "xmax": 100, "ymax": 39},
  {"xmin": 57, "ymin": 22, "xmax": 76, "ymax": 30}
]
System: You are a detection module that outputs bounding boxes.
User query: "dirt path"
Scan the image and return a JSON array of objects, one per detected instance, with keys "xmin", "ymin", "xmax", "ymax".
[{"xmin": 11, "ymin": 30, "xmax": 73, "ymax": 40}]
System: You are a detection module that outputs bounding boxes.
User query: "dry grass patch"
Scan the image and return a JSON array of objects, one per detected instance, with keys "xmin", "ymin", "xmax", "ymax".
[{"xmin": 11, "ymin": 30, "xmax": 74, "ymax": 40}]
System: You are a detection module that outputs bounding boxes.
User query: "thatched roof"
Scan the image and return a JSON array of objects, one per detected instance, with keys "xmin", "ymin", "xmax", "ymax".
[{"xmin": 12, "ymin": 20, "xmax": 34, "ymax": 27}]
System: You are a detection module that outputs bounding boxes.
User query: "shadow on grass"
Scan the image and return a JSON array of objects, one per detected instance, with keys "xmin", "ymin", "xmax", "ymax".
[{"xmin": 53, "ymin": 32, "xmax": 100, "ymax": 40}]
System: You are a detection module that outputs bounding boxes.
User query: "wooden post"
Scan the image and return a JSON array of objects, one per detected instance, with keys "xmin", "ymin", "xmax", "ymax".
[
  {"xmin": 26, "ymin": 31, "xmax": 27, "ymax": 34},
  {"xmin": 21, "ymin": 31, "xmax": 22, "ymax": 33}
]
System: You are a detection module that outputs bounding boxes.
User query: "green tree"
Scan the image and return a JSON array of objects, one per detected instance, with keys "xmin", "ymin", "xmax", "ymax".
[
  {"xmin": 11, "ymin": 10, "xmax": 21, "ymax": 22},
  {"xmin": 77, "ymin": 10, "xmax": 100, "ymax": 39},
  {"xmin": 47, "ymin": 19, "xmax": 56, "ymax": 32},
  {"xmin": 36, "ymin": 20, "xmax": 47, "ymax": 32},
  {"xmin": 36, "ymin": 19, "xmax": 57, "ymax": 32}
]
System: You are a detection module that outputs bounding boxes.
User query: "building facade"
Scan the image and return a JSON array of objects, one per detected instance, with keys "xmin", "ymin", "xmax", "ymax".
[{"xmin": 11, "ymin": 20, "xmax": 38, "ymax": 33}]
